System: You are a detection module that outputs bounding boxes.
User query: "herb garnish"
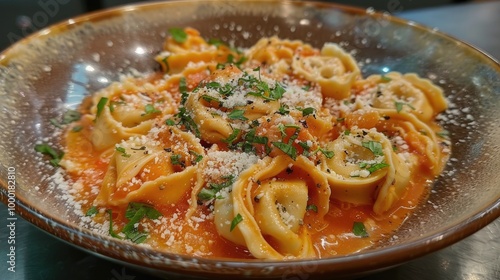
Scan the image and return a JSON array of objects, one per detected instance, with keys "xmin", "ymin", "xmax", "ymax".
[
  {"xmin": 227, "ymin": 109, "xmax": 248, "ymax": 121},
  {"xmin": 111, "ymin": 202, "xmax": 163, "ymax": 244},
  {"xmin": 189, "ymin": 150, "xmax": 203, "ymax": 163},
  {"xmin": 306, "ymin": 204, "xmax": 318, "ymax": 213},
  {"xmin": 230, "ymin": 213, "xmax": 243, "ymax": 232},
  {"xmin": 115, "ymin": 146, "xmax": 131, "ymax": 158},
  {"xmin": 86, "ymin": 206, "xmax": 98, "ymax": 216},
  {"xmin": 142, "ymin": 104, "xmax": 161, "ymax": 116},
  {"xmin": 352, "ymin": 221, "xmax": 369, "ymax": 237},
  {"xmin": 51, "ymin": 110, "xmax": 81, "ymax": 128},
  {"xmin": 96, "ymin": 97, "xmax": 108, "ymax": 119},
  {"xmin": 436, "ymin": 130, "xmax": 450, "ymax": 139},
  {"xmin": 169, "ymin": 27, "xmax": 188, "ymax": 43},
  {"xmin": 34, "ymin": 143, "xmax": 64, "ymax": 167},
  {"xmin": 223, "ymin": 128, "xmax": 241, "ymax": 145},
  {"xmin": 395, "ymin": 101, "xmax": 415, "ymax": 113},
  {"xmin": 362, "ymin": 141, "xmax": 384, "ymax": 156},
  {"xmin": 198, "ymin": 175, "xmax": 235, "ymax": 201},
  {"xmin": 170, "ymin": 154, "xmax": 185, "ymax": 167},
  {"xmin": 380, "ymin": 75, "xmax": 392, "ymax": 83},
  {"xmin": 106, "ymin": 210, "xmax": 122, "ymax": 239},
  {"xmin": 359, "ymin": 161, "xmax": 390, "ymax": 173},
  {"xmin": 298, "ymin": 107, "xmax": 315, "ymax": 117},
  {"xmin": 179, "ymin": 77, "xmax": 188, "ymax": 105}
]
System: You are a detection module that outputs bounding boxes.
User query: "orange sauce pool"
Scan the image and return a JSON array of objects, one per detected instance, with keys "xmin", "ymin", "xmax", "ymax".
[{"xmin": 64, "ymin": 117, "xmax": 437, "ymax": 259}]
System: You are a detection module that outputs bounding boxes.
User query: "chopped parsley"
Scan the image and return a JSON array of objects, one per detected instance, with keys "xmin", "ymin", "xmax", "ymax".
[
  {"xmin": 230, "ymin": 213, "xmax": 243, "ymax": 232},
  {"xmin": 165, "ymin": 119, "xmax": 176, "ymax": 126},
  {"xmin": 207, "ymin": 38, "xmax": 225, "ymax": 47},
  {"xmin": 316, "ymin": 147, "xmax": 334, "ymax": 159},
  {"xmin": 119, "ymin": 202, "xmax": 162, "ymax": 244},
  {"xmin": 85, "ymin": 206, "xmax": 98, "ymax": 216},
  {"xmin": 200, "ymin": 94, "xmax": 222, "ymax": 106},
  {"xmin": 395, "ymin": 101, "xmax": 415, "ymax": 113},
  {"xmin": 359, "ymin": 161, "xmax": 390, "ymax": 173},
  {"xmin": 51, "ymin": 110, "xmax": 81, "ymax": 128},
  {"xmin": 198, "ymin": 175, "xmax": 235, "ymax": 201},
  {"xmin": 96, "ymin": 97, "xmax": 108, "ymax": 119},
  {"xmin": 109, "ymin": 100, "xmax": 125, "ymax": 113},
  {"xmin": 106, "ymin": 210, "xmax": 122, "ymax": 239},
  {"xmin": 352, "ymin": 221, "xmax": 369, "ymax": 237},
  {"xmin": 71, "ymin": 125, "xmax": 83, "ymax": 132},
  {"xmin": 437, "ymin": 130, "xmax": 450, "ymax": 139},
  {"xmin": 277, "ymin": 104, "xmax": 290, "ymax": 115},
  {"xmin": 115, "ymin": 146, "xmax": 131, "ymax": 158},
  {"xmin": 170, "ymin": 154, "xmax": 185, "ymax": 167},
  {"xmin": 175, "ymin": 107, "xmax": 200, "ymax": 137},
  {"xmin": 380, "ymin": 75, "xmax": 392, "ymax": 83},
  {"xmin": 179, "ymin": 77, "xmax": 188, "ymax": 105},
  {"xmin": 189, "ymin": 150, "xmax": 203, "ymax": 163},
  {"xmin": 306, "ymin": 204, "xmax": 318, "ymax": 213},
  {"xmin": 227, "ymin": 109, "xmax": 248, "ymax": 121},
  {"xmin": 142, "ymin": 104, "xmax": 161, "ymax": 116},
  {"xmin": 169, "ymin": 27, "xmax": 187, "ymax": 43},
  {"xmin": 223, "ymin": 128, "xmax": 241, "ymax": 145},
  {"xmin": 34, "ymin": 143, "xmax": 64, "ymax": 167},
  {"xmin": 299, "ymin": 107, "xmax": 315, "ymax": 117},
  {"xmin": 362, "ymin": 141, "xmax": 384, "ymax": 156},
  {"xmin": 272, "ymin": 142, "xmax": 297, "ymax": 160}
]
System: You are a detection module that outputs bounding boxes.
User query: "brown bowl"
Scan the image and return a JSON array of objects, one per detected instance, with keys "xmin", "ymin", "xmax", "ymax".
[{"xmin": 0, "ymin": 0, "xmax": 499, "ymax": 278}]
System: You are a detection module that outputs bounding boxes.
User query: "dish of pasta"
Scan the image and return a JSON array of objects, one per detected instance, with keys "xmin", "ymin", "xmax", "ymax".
[{"xmin": 38, "ymin": 27, "xmax": 450, "ymax": 260}]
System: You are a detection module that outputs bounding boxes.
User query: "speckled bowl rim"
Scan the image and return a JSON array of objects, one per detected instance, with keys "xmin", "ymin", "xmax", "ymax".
[{"xmin": 0, "ymin": 0, "xmax": 499, "ymax": 278}]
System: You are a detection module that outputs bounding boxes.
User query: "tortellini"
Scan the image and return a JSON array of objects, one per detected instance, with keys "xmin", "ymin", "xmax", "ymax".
[
  {"xmin": 321, "ymin": 128, "xmax": 410, "ymax": 214},
  {"xmin": 63, "ymin": 29, "xmax": 449, "ymax": 260},
  {"xmin": 215, "ymin": 156, "xmax": 329, "ymax": 259},
  {"xmin": 95, "ymin": 126, "xmax": 204, "ymax": 207},
  {"xmin": 292, "ymin": 43, "xmax": 361, "ymax": 100}
]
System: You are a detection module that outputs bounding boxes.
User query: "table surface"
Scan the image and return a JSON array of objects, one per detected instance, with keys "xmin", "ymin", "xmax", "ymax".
[{"xmin": 1, "ymin": 1, "xmax": 499, "ymax": 280}]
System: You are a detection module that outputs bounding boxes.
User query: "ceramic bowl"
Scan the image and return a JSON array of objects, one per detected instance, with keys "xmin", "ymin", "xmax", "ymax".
[{"xmin": 0, "ymin": 0, "xmax": 499, "ymax": 278}]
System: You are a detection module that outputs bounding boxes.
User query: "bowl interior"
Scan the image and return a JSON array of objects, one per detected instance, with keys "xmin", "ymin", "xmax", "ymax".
[{"xmin": 0, "ymin": 0, "xmax": 499, "ymax": 278}]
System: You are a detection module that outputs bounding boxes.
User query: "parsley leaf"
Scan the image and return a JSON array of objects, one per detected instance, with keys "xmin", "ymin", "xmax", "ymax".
[
  {"xmin": 62, "ymin": 110, "xmax": 81, "ymax": 124},
  {"xmin": 34, "ymin": 143, "xmax": 64, "ymax": 167},
  {"xmin": 71, "ymin": 125, "xmax": 83, "ymax": 132},
  {"xmin": 366, "ymin": 162, "xmax": 390, "ymax": 173},
  {"xmin": 189, "ymin": 150, "xmax": 203, "ymax": 163},
  {"xmin": 85, "ymin": 206, "xmax": 98, "ymax": 216},
  {"xmin": 96, "ymin": 97, "xmax": 108, "ymax": 119},
  {"xmin": 380, "ymin": 75, "xmax": 392, "ymax": 83},
  {"xmin": 299, "ymin": 107, "xmax": 315, "ymax": 117},
  {"xmin": 437, "ymin": 130, "xmax": 450, "ymax": 139},
  {"xmin": 306, "ymin": 204, "xmax": 318, "ymax": 213},
  {"xmin": 223, "ymin": 128, "xmax": 241, "ymax": 145},
  {"xmin": 179, "ymin": 77, "xmax": 188, "ymax": 105},
  {"xmin": 395, "ymin": 101, "xmax": 415, "ymax": 113},
  {"xmin": 165, "ymin": 119, "xmax": 176, "ymax": 126},
  {"xmin": 170, "ymin": 154, "xmax": 185, "ymax": 167},
  {"xmin": 228, "ymin": 109, "xmax": 248, "ymax": 121},
  {"xmin": 353, "ymin": 221, "xmax": 369, "ymax": 237},
  {"xmin": 142, "ymin": 104, "xmax": 161, "ymax": 116},
  {"xmin": 169, "ymin": 27, "xmax": 187, "ymax": 43},
  {"xmin": 121, "ymin": 202, "xmax": 162, "ymax": 244},
  {"xmin": 115, "ymin": 146, "xmax": 131, "ymax": 158},
  {"xmin": 316, "ymin": 147, "xmax": 334, "ymax": 159},
  {"xmin": 230, "ymin": 213, "xmax": 243, "ymax": 232},
  {"xmin": 362, "ymin": 141, "xmax": 384, "ymax": 156},
  {"xmin": 198, "ymin": 175, "xmax": 235, "ymax": 201},
  {"xmin": 272, "ymin": 142, "xmax": 297, "ymax": 160},
  {"xmin": 106, "ymin": 210, "xmax": 122, "ymax": 239}
]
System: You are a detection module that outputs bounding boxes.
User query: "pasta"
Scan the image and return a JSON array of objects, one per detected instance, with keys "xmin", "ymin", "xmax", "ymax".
[{"xmin": 54, "ymin": 28, "xmax": 450, "ymax": 260}]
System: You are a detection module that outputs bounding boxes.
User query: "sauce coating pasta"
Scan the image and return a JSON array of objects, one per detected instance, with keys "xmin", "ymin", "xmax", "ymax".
[{"xmin": 57, "ymin": 28, "xmax": 449, "ymax": 260}]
